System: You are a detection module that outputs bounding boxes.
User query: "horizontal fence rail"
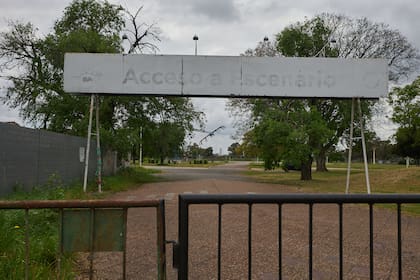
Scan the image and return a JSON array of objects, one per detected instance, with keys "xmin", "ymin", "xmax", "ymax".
[
  {"xmin": 0, "ymin": 199, "xmax": 166, "ymax": 280},
  {"xmin": 177, "ymin": 193, "xmax": 420, "ymax": 280}
]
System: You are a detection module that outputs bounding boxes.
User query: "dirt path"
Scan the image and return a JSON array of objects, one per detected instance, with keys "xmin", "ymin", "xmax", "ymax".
[{"xmin": 79, "ymin": 162, "xmax": 420, "ymax": 279}]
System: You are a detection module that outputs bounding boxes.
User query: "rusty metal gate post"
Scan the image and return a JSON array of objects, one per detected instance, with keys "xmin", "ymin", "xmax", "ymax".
[{"xmin": 177, "ymin": 195, "xmax": 189, "ymax": 280}]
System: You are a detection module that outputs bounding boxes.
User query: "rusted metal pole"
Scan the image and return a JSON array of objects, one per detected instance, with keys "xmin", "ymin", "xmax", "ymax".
[
  {"xmin": 0, "ymin": 199, "xmax": 162, "ymax": 209},
  {"xmin": 95, "ymin": 94, "xmax": 102, "ymax": 193}
]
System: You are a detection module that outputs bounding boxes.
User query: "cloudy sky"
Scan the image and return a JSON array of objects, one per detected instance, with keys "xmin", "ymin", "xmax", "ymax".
[{"xmin": 1, "ymin": 0, "xmax": 419, "ymax": 154}]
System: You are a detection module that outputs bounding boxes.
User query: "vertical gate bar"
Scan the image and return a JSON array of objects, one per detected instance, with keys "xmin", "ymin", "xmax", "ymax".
[
  {"xmin": 309, "ymin": 203, "xmax": 313, "ymax": 280},
  {"xmin": 339, "ymin": 204, "xmax": 343, "ymax": 280},
  {"xmin": 157, "ymin": 200, "xmax": 167, "ymax": 280},
  {"xmin": 122, "ymin": 208, "xmax": 128, "ymax": 280},
  {"xmin": 369, "ymin": 204, "xmax": 374, "ymax": 280},
  {"xmin": 397, "ymin": 203, "xmax": 402, "ymax": 280},
  {"xmin": 248, "ymin": 204, "xmax": 252, "ymax": 280},
  {"xmin": 278, "ymin": 204, "xmax": 282, "ymax": 280},
  {"xmin": 178, "ymin": 197, "xmax": 189, "ymax": 280},
  {"xmin": 24, "ymin": 209, "xmax": 29, "ymax": 280},
  {"xmin": 217, "ymin": 204, "xmax": 222, "ymax": 280},
  {"xmin": 58, "ymin": 208, "xmax": 63, "ymax": 279},
  {"xmin": 89, "ymin": 208, "xmax": 95, "ymax": 280}
]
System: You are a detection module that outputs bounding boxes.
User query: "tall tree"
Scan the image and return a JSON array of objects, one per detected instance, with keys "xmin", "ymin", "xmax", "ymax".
[
  {"xmin": 389, "ymin": 76, "xmax": 420, "ymax": 162},
  {"xmin": 146, "ymin": 122, "xmax": 186, "ymax": 164},
  {"xmin": 0, "ymin": 0, "xmax": 202, "ymax": 158},
  {"xmin": 229, "ymin": 13, "xmax": 418, "ymax": 179},
  {"xmin": 228, "ymin": 142, "xmax": 240, "ymax": 156}
]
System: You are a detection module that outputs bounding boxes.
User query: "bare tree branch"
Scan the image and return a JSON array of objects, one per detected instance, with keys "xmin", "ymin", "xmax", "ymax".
[{"xmin": 122, "ymin": 5, "xmax": 161, "ymax": 54}]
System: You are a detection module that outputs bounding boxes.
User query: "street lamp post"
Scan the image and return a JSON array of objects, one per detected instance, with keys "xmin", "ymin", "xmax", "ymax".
[{"xmin": 193, "ymin": 34, "xmax": 199, "ymax": 56}]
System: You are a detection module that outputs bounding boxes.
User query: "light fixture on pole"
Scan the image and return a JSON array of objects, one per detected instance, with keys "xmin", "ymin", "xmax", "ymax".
[
  {"xmin": 193, "ymin": 34, "xmax": 199, "ymax": 56},
  {"xmin": 122, "ymin": 34, "xmax": 129, "ymax": 54},
  {"xmin": 263, "ymin": 36, "xmax": 269, "ymax": 42}
]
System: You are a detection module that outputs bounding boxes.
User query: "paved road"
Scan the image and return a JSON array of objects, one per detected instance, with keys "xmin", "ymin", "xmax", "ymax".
[{"xmin": 79, "ymin": 162, "xmax": 420, "ymax": 280}]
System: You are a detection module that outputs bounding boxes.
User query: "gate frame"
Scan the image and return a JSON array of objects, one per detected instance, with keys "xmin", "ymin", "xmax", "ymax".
[
  {"xmin": 177, "ymin": 193, "xmax": 420, "ymax": 280},
  {"xmin": 0, "ymin": 199, "xmax": 166, "ymax": 280}
]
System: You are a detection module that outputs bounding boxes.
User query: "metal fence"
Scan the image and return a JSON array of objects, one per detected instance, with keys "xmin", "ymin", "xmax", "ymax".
[
  {"xmin": 0, "ymin": 123, "xmax": 96, "ymax": 196},
  {"xmin": 176, "ymin": 193, "xmax": 420, "ymax": 280},
  {"xmin": 0, "ymin": 199, "xmax": 166, "ymax": 280}
]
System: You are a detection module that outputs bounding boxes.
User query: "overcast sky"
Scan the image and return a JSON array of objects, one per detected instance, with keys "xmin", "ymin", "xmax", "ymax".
[{"xmin": 1, "ymin": 0, "xmax": 419, "ymax": 154}]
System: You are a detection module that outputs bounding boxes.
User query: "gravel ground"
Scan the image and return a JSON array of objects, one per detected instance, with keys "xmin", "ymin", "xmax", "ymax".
[{"xmin": 76, "ymin": 163, "xmax": 420, "ymax": 280}]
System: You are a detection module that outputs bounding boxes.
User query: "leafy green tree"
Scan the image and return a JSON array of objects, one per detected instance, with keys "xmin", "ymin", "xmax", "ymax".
[
  {"xmin": 389, "ymin": 77, "xmax": 420, "ymax": 162},
  {"xmin": 186, "ymin": 143, "xmax": 201, "ymax": 159},
  {"xmin": 228, "ymin": 142, "xmax": 240, "ymax": 156},
  {"xmin": 146, "ymin": 122, "xmax": 186, "ymax": 164},
  {"xmin": 236, "ymin": 130, "xmax": 260, "ymax": 159},
  {"xmin": 203, "ymin": 147, "xmax": 213, "ymax": 157},
  {"xmin": 185, "ymin": 143, "xmax": 213, "ymax": 159},
  {"xmin": 253, "ymin": 99, "xmax": 334, "ymax": 178},
  {"xmin": 230, "ymin": 13, "xmax": 418, "ymax": 179},
  {"xmin": 0, "ymin": 0, "xmax": 202, "ymax": 158}
]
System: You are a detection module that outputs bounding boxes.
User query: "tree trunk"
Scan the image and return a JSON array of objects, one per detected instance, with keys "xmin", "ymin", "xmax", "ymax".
[
  {"xmin": 300, "ymin": 157, "xmax": 313, "ymax": 180},
  {"xmin": 316, "ymin": 150, "xmax": 328, "ymax": 172}
]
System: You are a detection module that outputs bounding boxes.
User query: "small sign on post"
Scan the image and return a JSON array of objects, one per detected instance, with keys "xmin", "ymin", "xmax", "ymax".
[{"xmin": 61, "ymin": 208, "xmax": 126, "ymax": 252}]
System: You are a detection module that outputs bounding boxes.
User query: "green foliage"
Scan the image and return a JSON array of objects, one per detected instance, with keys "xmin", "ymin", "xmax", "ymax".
[
  {"xmin": 0, "ymin": 185, "xmax": 75, "ymax": 279},
  {"xmin": 276, "ymin": 16, "xmax": 338, "ymax": 57},
  {"xmin": 146, "ymin": 122, "xmax": 186, "ymax": 164},
  {"xmin": 252, "ymin": 99, "xmax": 335, "ymax": 178},
  {"xmin": 235, "ymin": 130, "xmax": 260, "ymax": 158},
  {"xmin": 390, "ymin": 77, "xmax": 420, "ymax": 128},
  {"xmin": 389, "ymin": 77, "xmax": 420, "ymax": 160},
  {"xmin": 186, "ymin": 143, "xmax": 214, "ymax": 159},
  {"xmin": 101, "ymin": 166, "xmax": 161, "ymax": 192},
  {"xmin": 231, "ymin": 13, "xmax": 418, "ymax": 178},
  {"xmin": 228, "ymin": 142, "xmax": 240, "ymax": 156},
  {"xmin": 54, "ymin": 0, "xmax": 124, "ymax": 36},
  {"xmin": 0, "ymin": 166, "xmax": 159, "ymax": 277},
  {"xmin": 0, "ymin": 0, "xmax": 202, "ymax": 159}
]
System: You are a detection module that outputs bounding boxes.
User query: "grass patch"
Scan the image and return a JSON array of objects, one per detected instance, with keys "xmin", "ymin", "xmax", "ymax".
[
  {"xmin": 0, "ymin": 167, "xmax": 160, "ymax": 279},
  {"xmin": 99, "ymin": 166, "xmax": 161, "ymax": 193},
  {"xmin": 245, "ymin": 164, "xmax": 420, "ymax": 214},
  {"xmin": 142, "ymin": 161, "xmax": 225, "ymax": 168}
]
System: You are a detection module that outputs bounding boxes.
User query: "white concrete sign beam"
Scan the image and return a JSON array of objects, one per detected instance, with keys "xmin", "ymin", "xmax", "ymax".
[{"xmin": 64, "ymin": 53, "xmax": 388, "ymax": 98}]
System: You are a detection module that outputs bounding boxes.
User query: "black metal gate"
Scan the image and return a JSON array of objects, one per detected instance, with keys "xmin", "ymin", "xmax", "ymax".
[{"xmin": 175, "ymin": 193, "xmax": 420, "ymax": 280}]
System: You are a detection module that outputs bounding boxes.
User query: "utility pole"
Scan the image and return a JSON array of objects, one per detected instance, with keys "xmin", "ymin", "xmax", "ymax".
[{"xmin": 95, "ymin": 95, "xmax": 102, "ymax": 192}]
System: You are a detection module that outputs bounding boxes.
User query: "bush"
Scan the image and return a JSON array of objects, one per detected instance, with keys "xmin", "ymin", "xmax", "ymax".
[
  {"xmin": 0, "ymin": 167, "xmax": 159, "ymax": 278},
  {"xmin": 1, "ymin": 186, "xmax": 75, "ymax": 278}
]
